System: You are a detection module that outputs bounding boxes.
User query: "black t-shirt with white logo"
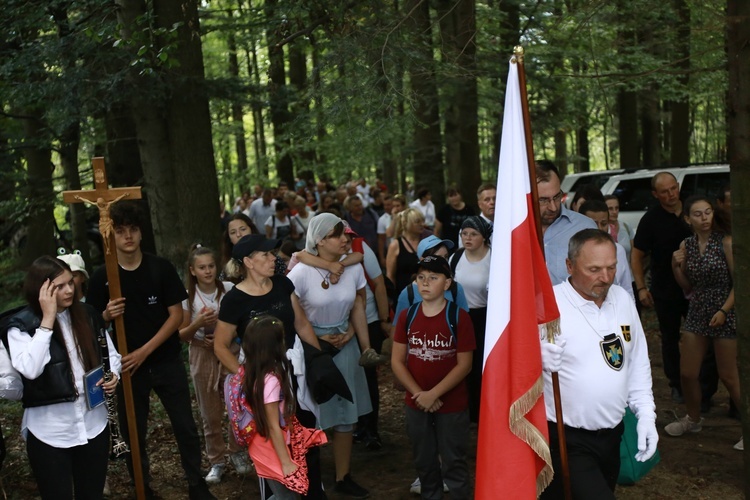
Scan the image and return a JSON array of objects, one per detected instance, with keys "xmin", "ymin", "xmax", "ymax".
[{"xmin": 87, "ymin": 253, "xmax": 188, "ymax": 365}]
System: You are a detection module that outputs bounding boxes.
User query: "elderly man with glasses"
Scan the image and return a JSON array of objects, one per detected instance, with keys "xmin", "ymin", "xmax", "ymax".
[{"xmin": 536, "ymin": 160, "xmax": 597, "ymax": 285}]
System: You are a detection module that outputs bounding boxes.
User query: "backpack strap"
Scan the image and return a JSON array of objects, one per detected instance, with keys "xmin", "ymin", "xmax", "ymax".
[
  {"xmin": 450, "ymin": 248, "xmax": 465, "ymax": 277},
  {"xmin": 405, "ymin": 302, "xmax": 421, "ymax": 337},
  {"xmin": 406, "ymin": 283, "xmax": 415, "ymax": 306},
  {"xmin": 444, "ymin": 300, "xmax": 459, "ymax": 343}
]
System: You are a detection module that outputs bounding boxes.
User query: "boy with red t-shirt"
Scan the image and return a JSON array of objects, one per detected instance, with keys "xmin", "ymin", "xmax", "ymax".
[{"xmin": 391, "ymin": 255, "xmax": 475, "ymax": 499}]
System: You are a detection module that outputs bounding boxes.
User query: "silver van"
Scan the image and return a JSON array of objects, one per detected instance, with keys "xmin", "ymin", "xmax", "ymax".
[{"xmin": 599, "ymin": 164, "xmax": 730, "ymax": 232}]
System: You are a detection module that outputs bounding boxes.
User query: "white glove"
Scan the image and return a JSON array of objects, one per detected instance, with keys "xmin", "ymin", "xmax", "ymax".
[
  {"xmin": 635, "ymin": 417, "xmax": 658, "ymax": 462},
  {"xmin": 541, "ymin": 339, "xmax": 566, "ymax": 373}
]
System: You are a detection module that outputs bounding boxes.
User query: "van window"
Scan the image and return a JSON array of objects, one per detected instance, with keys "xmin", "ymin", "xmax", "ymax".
[
  {"xmin": 680, "ymin": 172, "xmax": 730, "ymax": 200},
  {"xmin": 613, "ymin": 178, "xmax": 657, "ymax": 212},
  {"xmin": 569, "ymin": 174, "xmax": 617, "ymax": 192}
]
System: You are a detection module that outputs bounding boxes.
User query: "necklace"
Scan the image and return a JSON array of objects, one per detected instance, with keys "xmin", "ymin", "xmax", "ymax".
[
  {"xmin": 196, "ymin": 287, "xmax": 217, "ymax": 308},
  {"xmin": 314, "ymin": 267, "xmax": 331, "ymax": 289}
]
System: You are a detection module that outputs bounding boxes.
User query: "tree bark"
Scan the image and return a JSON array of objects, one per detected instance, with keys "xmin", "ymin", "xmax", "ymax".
[
  {"xmin": 153, "ymin": 0, "xmax": 221, "ymax": 257},
  {"xmin": 405, "ymin": 0, "xmax": 444, "ymax": 207},
  {"xmin": 616, "ymin": 0, "xmax": 640, "ymax": 169},
  {"xmin": 640, "ymin": 90, "xmax": 662, "ymax": 167},
  {"xmin": 726, "ymin": 0, "xmax": 750, "ymax": 487},
  {"xmin": 668, "ymin": 0, "xmax": 690, "ymax": 165},
  {"xmin": 265, "ymin": 0, "xmax": 294, "ymax": 186},
  {"xmin": 228, "ymin": 33, "xmax": 248, "ymax": 188},
  {"xmin": 49, "ymin": 3, "xmax": 89, "ymax": 264},
  {"xmin": 436, "ymin": 0, "xmax": 461, "ymax": 191},
  {"xmin": 245, "ymin": 43, "xmax": 269, "ymax": 179},
  {"xmin": 454, "ymin": 0, "xmax": 481, "ymax": 202},
  {"xmin": 103, "ymin": 104, "xmax": 157, "ymax": 255},
  {"xmin": 20, "ymin": 114, "xmax": 56, "ymax": 266}
]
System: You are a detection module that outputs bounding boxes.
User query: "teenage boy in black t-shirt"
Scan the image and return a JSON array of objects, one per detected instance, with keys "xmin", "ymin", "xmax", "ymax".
[{"xmin": 87, "ymin": 202, "xmax": 215, "ymax": 500}]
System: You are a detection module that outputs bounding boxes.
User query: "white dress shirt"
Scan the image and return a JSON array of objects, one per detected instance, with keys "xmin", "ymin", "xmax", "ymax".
[{"xmin": 9, "ymin": 309, "xmax": 122, "ymax": 447}]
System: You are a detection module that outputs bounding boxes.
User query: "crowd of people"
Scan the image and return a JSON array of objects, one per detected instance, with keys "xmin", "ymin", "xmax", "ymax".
[{"xmin": 0, "ymin": 166, "xmax": 738, "ymax": 499}]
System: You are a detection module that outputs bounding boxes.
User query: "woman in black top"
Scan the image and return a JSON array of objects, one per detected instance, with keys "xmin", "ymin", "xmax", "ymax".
[
  {"xmin": 213, "ymin": 234, "xmax": 324, "ymax": 500},
  {"xmin": 386, "ymin": 208, "xmax": 425, "ymax": 297}
]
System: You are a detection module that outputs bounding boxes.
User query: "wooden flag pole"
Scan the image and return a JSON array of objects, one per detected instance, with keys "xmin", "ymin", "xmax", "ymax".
[
  {"xmin": 62, "ymin": 157, "xmax": 146, "ymax": 500},
  {"xmin": 514, "ymin": 46, "xmax": 573, "ymax": 500}
]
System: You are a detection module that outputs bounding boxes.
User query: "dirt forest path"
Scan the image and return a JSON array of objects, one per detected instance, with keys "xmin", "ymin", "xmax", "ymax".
[{"xmin": 0, "ymin": 311, "xmax": 744, "ymax": 499}]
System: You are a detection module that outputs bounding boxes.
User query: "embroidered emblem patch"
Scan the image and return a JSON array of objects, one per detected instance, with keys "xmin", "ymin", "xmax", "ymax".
[
  {"xmin": 600, "ymin": 334, "xmax": 624, "ymax": 371},
  {"xmin": 621, "ymin": 325, "xmax": 631, "ymax": 342}
]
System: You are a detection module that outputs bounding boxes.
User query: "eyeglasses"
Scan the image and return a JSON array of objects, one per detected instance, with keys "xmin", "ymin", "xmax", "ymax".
[{"xmin": 539, "ymin": 191, "xmax": 564, "ymax": 206}]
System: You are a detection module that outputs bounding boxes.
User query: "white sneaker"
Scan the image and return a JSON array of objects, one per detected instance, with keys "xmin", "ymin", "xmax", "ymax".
[
  {"xmin": 734, "ymin": 437, "xmax": 744, "ymax": 451},
  {"xmin": 205, "ymin": 463, "xmax": 225, "ymax": 484},
  {"xmin": 409, "ymin": 477, "xmax": 449, "ymax": 494},
  {"xmin": 230, "ymin": 451, "xmax": 252, "ymax": 475},
  {"xmin": 409, "ymin": 478, "xmax": 421, "ymax": 495},
  {"xmin": 664, "ymin": 415, "xmax": 703, "ymax": 437}
]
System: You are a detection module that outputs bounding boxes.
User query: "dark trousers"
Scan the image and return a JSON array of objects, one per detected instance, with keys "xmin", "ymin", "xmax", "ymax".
[
  {"xmin": 653, "ymin": 297, "xmax": 718, "ymax": 400},
  {"xmin": 118, "ymin": 355, "xmax": 203, "ymax": 486},
  {"xmin": 405, "ymin": 406, "xmax": 470, "ymax": 500},
  {"xmin": 359, "ymin": 320, "xmax": 386, "ymax": 435},
  {"xmin": 27, "ymin": 427, "xmax": 110, "ymax": 500},
  {"xmin": 541, "ymin": 421, "xmax": 624, "ymax": 500},
  {"xmin": 653, "ymin": 297, "xmax": 688, "ymax": 389},
  {"xmin": 468, "ymin": 307, "xmax": 487, "ymax": 423},
  {"xmin": 297, "ymin": 395, "xmax": 323, "ymax": 499}
]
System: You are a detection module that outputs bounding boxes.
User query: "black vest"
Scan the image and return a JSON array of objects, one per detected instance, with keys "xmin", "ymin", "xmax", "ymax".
[{"xmin": 7, "ymin": 305, "xmax": 102, "ymax": 408}]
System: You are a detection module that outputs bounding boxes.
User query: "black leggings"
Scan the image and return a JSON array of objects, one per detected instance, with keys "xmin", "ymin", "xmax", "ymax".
[{"xmin": 26, "ymin": 427, "xmax": 109, "ymax": 500}]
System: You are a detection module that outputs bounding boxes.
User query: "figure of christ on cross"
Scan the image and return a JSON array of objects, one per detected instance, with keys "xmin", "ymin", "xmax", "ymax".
[{"xmin": 74, "ymin": 194, "xmax": 129, "ymax": 254}]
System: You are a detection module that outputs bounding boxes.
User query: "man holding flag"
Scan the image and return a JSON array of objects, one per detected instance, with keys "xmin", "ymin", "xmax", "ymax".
[
  {"xmin": 475, "ymin": 47, "xmax": 657, "ymax": 499},
  {"xmin": 540, "ymin": 229, "xmax": 658, "ymax": 499}
]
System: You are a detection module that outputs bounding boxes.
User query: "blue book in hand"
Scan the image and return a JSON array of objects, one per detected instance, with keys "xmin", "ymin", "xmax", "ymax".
[{"xmin": 84, "ymin": 365, "xmax": 105, "ymax": 410}]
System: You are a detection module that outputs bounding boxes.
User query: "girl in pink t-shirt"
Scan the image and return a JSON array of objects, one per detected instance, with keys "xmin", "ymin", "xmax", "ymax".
[{"xmin": 242, "ymin": 315, "xmax": 300, "ymax": 499}]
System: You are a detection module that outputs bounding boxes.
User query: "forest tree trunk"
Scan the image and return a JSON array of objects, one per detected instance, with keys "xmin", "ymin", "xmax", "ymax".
[
  {"xmin": 20, "ymin": 114, "xmax": 55, "ymax": 266},
  {"xmin": 405, "ymin": 0, "xmax": 444, "ymax": 207},
  {"xmin": 726, "ymin": 0, "xmax": 750, "ymax": 488},
  {"xmin": 265, "ymin": 0, "xmax": 294, "ymax": 185},
  {"xmin": 668, "ymin": 0, "xmax": 690, "ymax": 165},
  {"xmin": 228, "ymin": 33, "xmax": 249, "ymax": 188}
]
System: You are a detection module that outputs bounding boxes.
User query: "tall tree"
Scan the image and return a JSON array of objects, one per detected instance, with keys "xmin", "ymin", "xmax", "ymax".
[
  {"xmin": 667, "ymin": 0, "xmax": 690, "ymax": 165},
  {"xmin": 265, "ymin": 0, "xmax": 294, "ymax": 185},
  {"xmin": 228, "ymin": 32, "xmax": 249, "ymax": 187},
  {"xmin": 405, "ymin": 0, "xmax": 444, "ymax": 205},
  {"xmin": 20, "ymin": 113, "xmax": 56, "ymax": 266},
  {"xmin": 726, "ymin": 0, "xmax": 750, "ymax": 490}
]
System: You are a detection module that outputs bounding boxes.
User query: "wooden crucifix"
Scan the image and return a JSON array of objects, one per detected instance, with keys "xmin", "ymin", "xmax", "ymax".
[{"xmin": 62, "ymin": 157, "xmax": 147, "ymax": 500}]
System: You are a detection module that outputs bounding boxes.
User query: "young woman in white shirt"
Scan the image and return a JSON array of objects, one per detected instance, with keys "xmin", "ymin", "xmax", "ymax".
[
  {"xmin": 449, "ymin": 216, "xmax": 492, "ymax": 423},
  {"xmin": 7, "ymin": 256, "xmax": 121, "ymax": 500}
]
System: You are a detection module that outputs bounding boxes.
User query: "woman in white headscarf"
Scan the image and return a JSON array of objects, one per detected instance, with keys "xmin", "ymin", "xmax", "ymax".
[{"xmin": 287, "ymin": 213, "xmax": 373, "ymax": 498}]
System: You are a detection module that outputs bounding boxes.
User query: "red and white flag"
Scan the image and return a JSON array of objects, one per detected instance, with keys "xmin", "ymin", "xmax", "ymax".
[{"xmin": 475, "ymin": 57, "xmax": 558, "ymax": 498}]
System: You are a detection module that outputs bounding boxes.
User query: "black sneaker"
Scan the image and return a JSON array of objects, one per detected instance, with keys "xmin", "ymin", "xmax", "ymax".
[
  {"xmin": 364, "ymin": 433, "xmax": 382, "ymax": 451},
  {"xmin": 334, "ymin": 474, "xmax": 369, "ymax": 498},
  {"xmin": 188, "ymin": 480, "xmax": 217, "ymax": 500},
  {"xmin": 352, "ymin": 428, "xmax": 367, "ymax": 443},
  {"xmin": 671, "ymin": 387, "xmax": 684, "ymax": 404}
]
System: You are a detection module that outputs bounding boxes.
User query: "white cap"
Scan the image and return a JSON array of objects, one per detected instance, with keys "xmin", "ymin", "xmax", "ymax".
[{"xmin": 57, "ymin": 253, "xmax": 89, "ymax": 279}]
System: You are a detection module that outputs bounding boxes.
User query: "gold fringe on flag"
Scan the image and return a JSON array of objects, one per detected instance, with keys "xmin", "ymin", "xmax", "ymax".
[{"xmin": 508, "ymin": 319, "xmax": 560, "ymax": 496}]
